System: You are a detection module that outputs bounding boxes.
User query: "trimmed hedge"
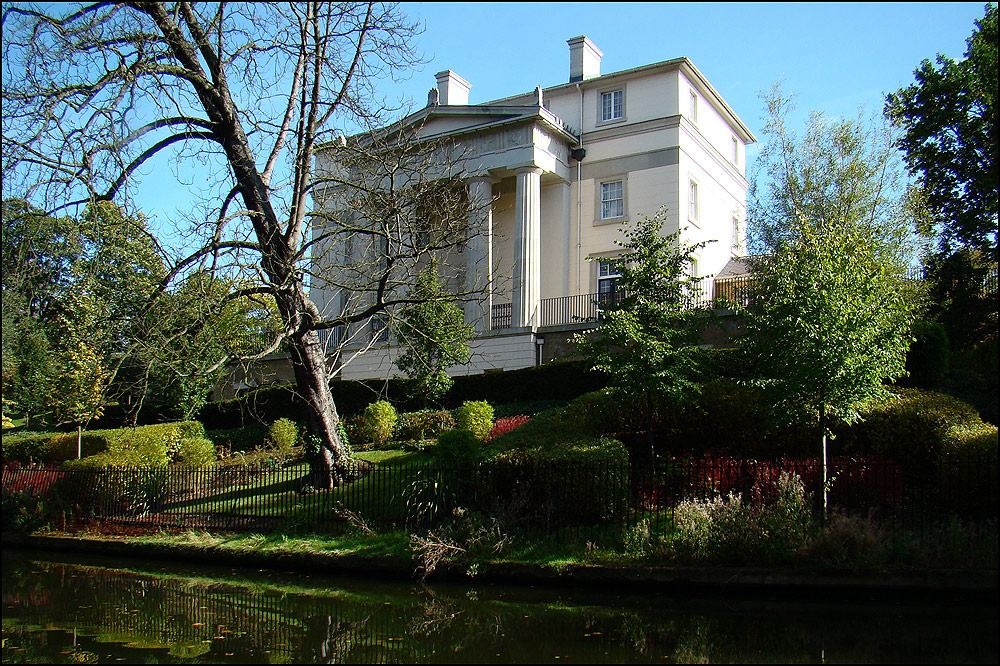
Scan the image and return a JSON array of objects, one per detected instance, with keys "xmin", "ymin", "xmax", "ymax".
[
  {"xmin": 435, "ymin": 429, "xmax": 483, "ymax": 465},
  {"xmin": 836, "ymin": 387, "xmax": 998, "ymax": 464},
  {"xmin": 206, "ymin": 424, "xmax": 269, "ymax": 454},
  {"xmin": 396, "ymin": 410, "xmax": 454, "ymax": 442},
  {"xmin": 197, "ymin": 360, "xmax": 608, "ymax": 430},
  {"xmin": 3, "ymin": 422, "xmax": 208, "ymax": 468},
  {"xmin": 444, "ymin": 360, "xmax": 607, "ymax": 406}
]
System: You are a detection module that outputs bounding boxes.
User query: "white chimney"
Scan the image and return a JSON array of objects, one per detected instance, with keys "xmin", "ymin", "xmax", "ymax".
[
  {"xmin": 435, "ymin": 70, "xmax": 471, "ymax": 106},
  {"xmin": 567, "ymin": 36, "xmax": 602, "ymax": 82}
]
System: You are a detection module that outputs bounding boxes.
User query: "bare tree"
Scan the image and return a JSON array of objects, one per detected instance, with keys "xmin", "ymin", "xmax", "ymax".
[{"xmin": 2, "ymin": 2, "xmax": 486, "ymax": 487}]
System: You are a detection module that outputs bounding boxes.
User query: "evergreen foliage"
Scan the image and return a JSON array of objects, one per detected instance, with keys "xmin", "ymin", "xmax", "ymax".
[{"xmin": 395, "ymin": 261, "xmax": 473, "ymax": 406}]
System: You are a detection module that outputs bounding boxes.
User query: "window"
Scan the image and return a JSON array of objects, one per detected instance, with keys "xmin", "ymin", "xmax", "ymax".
[
  {"xmin": 689, "ymin": 90, "xmax": 698, "ymax": 123},
  {"xmin": 597, "ymin": 260, "xmax": 622, "ymax": 309},
  {"xmin": 372, "ymin": 313, "xmax": 390, "ymax": 344},
  {"xmin": 732, "ymin": 214, "xmax": 742, "ymax": 252},
  {"xmin": 601, "ymin": 89, "xmax": 623, "ymax": 122},
  {"xmin": 688, "ymin": 180, "xmax": 699, "ymax": 222},
  {"xmin": 600, "ymin": 180, "xmax": 624, "ymax": 219},
  {"xmin": 732, "ymin": 136, "xmax": 739, "ymax": 164}
]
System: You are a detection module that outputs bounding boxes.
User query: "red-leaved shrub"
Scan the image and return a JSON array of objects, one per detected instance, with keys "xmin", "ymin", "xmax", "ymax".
[{"xmin": 487, "ymin": 415, "xmax": 531, "ymax": 442}]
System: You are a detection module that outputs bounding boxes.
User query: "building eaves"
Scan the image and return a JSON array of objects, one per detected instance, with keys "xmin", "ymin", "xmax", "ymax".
[
  {"xmin": 484, "ymin": 57, "xmax": 757, "ymax": 145},
  {"xmin": 319, "ymin": 104, "xmax": 579, "ymax": 152}
]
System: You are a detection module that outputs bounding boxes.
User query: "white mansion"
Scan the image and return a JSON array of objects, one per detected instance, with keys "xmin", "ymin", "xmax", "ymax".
[{"xmin": 312, "ymin": 36, "xmax": 755, "ymax": 381}]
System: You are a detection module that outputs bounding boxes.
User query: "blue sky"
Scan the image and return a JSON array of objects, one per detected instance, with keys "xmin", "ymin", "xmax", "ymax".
[{"xmin": 136, "ymin": 1, "xmax": 990, "ymax": 230}]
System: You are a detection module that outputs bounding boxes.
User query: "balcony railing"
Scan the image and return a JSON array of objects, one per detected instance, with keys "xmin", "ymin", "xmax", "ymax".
[
  {"xmin": 491, "ymin": 302, "xmax": 512, "ymax": 330},
  {"xmin": 490, "ymin": 276, "xmax": 758, "ymax": 330}
]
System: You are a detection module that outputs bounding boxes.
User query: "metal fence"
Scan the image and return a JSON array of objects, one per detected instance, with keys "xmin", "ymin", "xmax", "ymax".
[
  {"xmin": 484, "ymin": 263, "xmax": 999, "ymax": 332},
  {"xmin": 494, "ymin": 276, "xmax": 759, "ymax": 331},
  {"xmin": 5, "ymin": 455, "xmax": 995, "ymax": 545}
]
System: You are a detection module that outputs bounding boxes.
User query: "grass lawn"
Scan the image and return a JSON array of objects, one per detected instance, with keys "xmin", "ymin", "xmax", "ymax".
[{"xmin": 161, "ymin": 449, "xmax": 435, "ymax": 526}]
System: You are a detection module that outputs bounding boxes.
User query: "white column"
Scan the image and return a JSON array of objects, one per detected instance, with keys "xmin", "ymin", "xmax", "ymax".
[
  {"xmin": 513, "ymin": 167, "xmax": 542, "ymax": 328},
  {"xmin": 465, "ymin": 177, "xmax": 495, "ymax": 330}
]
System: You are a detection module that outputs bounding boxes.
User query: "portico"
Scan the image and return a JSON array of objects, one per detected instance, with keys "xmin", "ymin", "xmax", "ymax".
[{"xmin": 411, "ymin": 89, "xmax": 578, "ymax": 335}]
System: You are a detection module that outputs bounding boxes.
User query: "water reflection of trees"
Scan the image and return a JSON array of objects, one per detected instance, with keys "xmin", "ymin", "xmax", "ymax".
[{"xmin": 3, "ymin": 558, "xmax": 996, "ymax": 664}]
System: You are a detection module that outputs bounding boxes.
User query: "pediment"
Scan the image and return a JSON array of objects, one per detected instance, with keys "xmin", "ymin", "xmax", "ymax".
[{"xmin": 413, "ymin": 107, "xmax": 541, "ymax": 141}]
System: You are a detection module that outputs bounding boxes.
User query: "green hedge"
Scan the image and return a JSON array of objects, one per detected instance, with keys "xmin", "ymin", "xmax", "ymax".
[
  {"xmin": 3, "ymin": 421, "xmax": 208, "ymax": 468},
  {"xmin": 836, "ymin": 387, "xmax": 998, "ymax": 464},
  {"xmin": 396, "ymin": 410, "xmax": 455, "ymax": 441},
  {"xmin": 205, "ymin": 424, "xmax": 269, "ymax": 453},
  {"xmin": 197, "ymin": 360, "xmax": 608, "ymax": 430}
]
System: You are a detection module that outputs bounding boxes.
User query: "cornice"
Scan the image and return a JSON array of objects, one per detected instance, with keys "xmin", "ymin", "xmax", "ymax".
[{"xmin": 582, "ymin": 114, "xmax": 681, "ymax": 143}]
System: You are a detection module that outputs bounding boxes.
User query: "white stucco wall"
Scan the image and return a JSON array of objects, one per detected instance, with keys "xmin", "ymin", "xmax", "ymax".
[{"xmin": 337, "ymin": 329, "xmax": 538, "ymax": 380}]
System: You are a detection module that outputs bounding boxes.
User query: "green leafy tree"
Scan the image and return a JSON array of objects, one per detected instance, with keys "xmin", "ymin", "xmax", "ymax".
[
  {"xmin": 2, "ymin": 198, "xmax": 268, "ymax": 426},
  {"xmin": 395, "ymin": 261, "xmax": 473, "ymax": 406},
  {"xmin": 2, "ymin": 200, "xmax": 81, "ymax": 425},
  {"xmin": 3, "ymin": 4, "xmax": 479, "ymax": 488},
  {"xmin": 124, "ymin": 272, "xmax": 284, "ymax": 422},
  {"xmin": 885, "ymin": 4, "xmax": 998, "ymax": 260},
  {"xmin": 52, "ymin": 337, "xmax": 110, "ymax": 429},
  {"xmin": 574, "ymin": 208, "xmax": 709, "ymax": 459},
  {"xmin": 747, "ymin": 87, "xmax": 922, "ymax": 517}
]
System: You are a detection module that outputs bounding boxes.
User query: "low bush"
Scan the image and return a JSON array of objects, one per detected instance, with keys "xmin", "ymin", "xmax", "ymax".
[
  {"xmin": 177, "ymin": 437, "xmax": 218, "ymax": 468},
  {"xmin": 485, "ymin": 390, "xmax": 628, "ymax": 465},
  {"xmin": 487, "ymin": 415, "xmax": 530, "ymax": 442},
  {"xmin": 435, "ymin": 429, "xmax": 483, "ymax": 466},
  {"xmin": 342, "ymin": 414, "xmax": 367, "ymax": 450},
  {"xmin": 798, "ymin": 511, "xmax": 889, "ymax": 569},
  {"xmin": 362, "ymin": 401, "xmax": 398, "ymax": 448},
  {"xmin": 217, "ymin": 445, "xmax": 300, "ymax": 470},
  {"xmin": 396, "ymin": 410, "xmax": 455, "ymax": 442},
  {"xmin": 266, "ymin": 418, "xmax": 299, "ymax": 451},
  {"xmin": 2, "ymin": 488, "xmax": 49, "ymax": 533},
  {"xmin": 456, "ymin": 401, "xmax": 494, "ymax": 442},
  {"xmin": 4, "ymin": 421, "xmax": 206, "ymax": 468}
]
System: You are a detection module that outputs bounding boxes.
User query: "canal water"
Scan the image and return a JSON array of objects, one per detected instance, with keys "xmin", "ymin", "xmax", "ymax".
[{"xmin": 2, "ymin": 550, "xmax": 996, "ymax": 664}]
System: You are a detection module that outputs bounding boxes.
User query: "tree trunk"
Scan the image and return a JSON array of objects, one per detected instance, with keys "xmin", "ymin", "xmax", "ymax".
[
  {"xmin": 288, "ymin": 325, "xmax": 350, "ymax": 490},
  {"xmin": 819, "ymin": 402, "xmax": 828, "ymax": 524}
]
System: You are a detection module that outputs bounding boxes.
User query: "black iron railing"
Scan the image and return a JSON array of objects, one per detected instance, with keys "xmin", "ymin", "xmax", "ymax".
[
  {"xmin": 491, "ymin": 302, "xmax": 511, "ymax": 330},
  {"xmin": 5, "ymin": 455, "xmax": 995, "ymax": 545}
]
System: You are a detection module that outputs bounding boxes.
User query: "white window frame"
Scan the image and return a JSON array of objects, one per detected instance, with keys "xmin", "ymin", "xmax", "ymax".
[
  {"xmin": 689, "ymin": 89, "xmax": 699, "ymax": 123},
  {"xmin": 688, "ymin": 178, "xmax": 700, "ymax": 225},
  {"xmin": 732, "ymin": 136, "xmax": 739, "ymax": 164},
  {"xmin": 594, "ymin": 175, "xmax": 628, "ymax": 225},
  {"xmin": 600, "ymin": 180, "xmax": 624, "ymax": 220},
  {"xmin": 732, "ymin": 213, "xmax": 742, "ymax": 253},
  {"xmin": 597, "ymin": 85, "xmax": 626, "ymax": 126}
]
